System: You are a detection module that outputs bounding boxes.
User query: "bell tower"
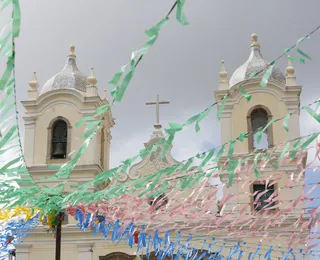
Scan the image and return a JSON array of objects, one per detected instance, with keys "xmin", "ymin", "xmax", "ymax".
[
  {"xmin": 214, "ymin": 34, "xmax": 306, "ymax": 231},
  {"xmin": 215, "ymin": 34, "xmax": 301, "ymax": 154},
  {"xmin": 22, "ymin": 46, "xmax": 114, "ymax": 192}
]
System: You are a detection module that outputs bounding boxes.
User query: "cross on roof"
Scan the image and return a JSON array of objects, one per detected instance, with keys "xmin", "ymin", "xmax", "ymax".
[{"xmin": 145, "ymin": 94, "xmax": 170, "ymax": 125}]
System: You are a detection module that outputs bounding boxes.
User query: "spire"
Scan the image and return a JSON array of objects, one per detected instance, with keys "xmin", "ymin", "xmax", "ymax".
[
  {"xmin": 251, "ymin": 33, "xmax": 260, "ymax": 49},
  {"xmin": 86, "ymin": 68, "xmax": 98, "ymax": 97},
  {"xmin": 28, "ymin": 72, "xmax": 39, "ymax": 100},
  {"xmin": 103, "ymin": 89, "xmax": 108, "ymax": 100},
  {"xmin": 219, "ymin": 60, "xmax": 229, "ymax": 90},
  {"xmin": 87, "ymin": 68, "xmax": 97, "ymax": 86},
  {"xmin": 286, "ymin": 56, "xmax": 296, "ymax": 87},
  {"xmin": 29, "ymin": 72, "xmax": 39, "ymax": 90},
  {"xmin": 68, "ymin": 45, "xmax": 76, "ymax": 59}
]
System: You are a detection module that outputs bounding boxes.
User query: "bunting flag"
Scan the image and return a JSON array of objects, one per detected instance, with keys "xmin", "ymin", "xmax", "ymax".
[{"xmin": 0, "ymin": 214, "xmax": 39, "ymax": 259}]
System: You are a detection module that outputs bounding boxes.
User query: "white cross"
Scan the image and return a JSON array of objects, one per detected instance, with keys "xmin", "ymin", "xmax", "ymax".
[{"xmin": 145, "ymin": 94, "xmax": 170, "ymax": 125}]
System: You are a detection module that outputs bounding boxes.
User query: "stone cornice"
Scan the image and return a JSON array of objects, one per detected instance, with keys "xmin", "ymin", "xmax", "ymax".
[
  {"xmin": 285, "ymin": 85, "xmax": 302, "ymax": 94},
  {"xmin": 27, "ymin": 163, "xmax": 103, "ymax": 174}
]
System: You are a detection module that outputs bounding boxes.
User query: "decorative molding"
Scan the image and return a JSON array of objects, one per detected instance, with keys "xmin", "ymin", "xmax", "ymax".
[
  {"xmin": 23, "ymin": 116, "xmax": 37, "ymax": 124},
  {"xmin": 285, "ymin": 85, "xmax": 302, "ymax": 93},
  {"xmin": 127, "ymin": 145, "xmax": 179, "ymax": 181},
  {"xmin": 113, "ymin": 130, "xmax": 179, "ymax": 185}
]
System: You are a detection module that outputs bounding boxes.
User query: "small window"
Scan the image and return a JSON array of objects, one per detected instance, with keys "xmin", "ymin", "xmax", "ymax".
[
  {"xmin": 148, "ymin": 193, "xmax": 168, "ymax": 210},
  {"xmin": 51, "ymin": 120, "xmax": 68, "ymax": 159},
  {"xmin": 252, "ymin": 184, "xmax": 276, "ymax": 211}
]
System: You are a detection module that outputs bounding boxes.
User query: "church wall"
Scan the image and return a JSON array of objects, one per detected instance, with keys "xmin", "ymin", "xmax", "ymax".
[
  {"xmin": 28, "ymin": 244, "xmax": 77, "ymax": 260},
  {"xmin": 231, "ymin": 91, "xmax": 288, "ymax": 154}
]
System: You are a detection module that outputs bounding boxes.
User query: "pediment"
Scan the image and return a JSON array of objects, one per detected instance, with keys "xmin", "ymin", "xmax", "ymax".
[{"xmin": 114, "ymin": 136, "xmax": 179, "ymax": 185}]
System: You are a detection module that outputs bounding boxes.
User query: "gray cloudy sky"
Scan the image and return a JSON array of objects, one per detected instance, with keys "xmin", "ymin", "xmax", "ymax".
[{"xmin": 12, "ymin": 0, "xmax": 320, "ymax": 167}]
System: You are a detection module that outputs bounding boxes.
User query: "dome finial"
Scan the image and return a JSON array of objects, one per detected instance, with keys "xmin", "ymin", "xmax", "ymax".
[
  {"xmin": 286, "ymin": 56, "xmax": 295, "ymax": 76},
  {"xmin": 29, "ymin": 72, "xmax": 39, "ymax": 90},
  {"xmin": 68, "ymin": 45, "xmax": 76, "ymax": 59},
  {"xmin": 87, "ymin": 68, "xmax": 97, "ymax": 86},
  {"xmin": 219, "ymin": 60, "xmax": 229, "ymax": 90},
  {"xmin": 286, "ymin": 56, "xmax": 296, "ymax": 86},
  {"xmin": 251, "ymin": 33, "xmax": 260, "ymax": 49},
  {"xmin": 220, "ymin": 60, "xmax": 226, "ymax": 72}
]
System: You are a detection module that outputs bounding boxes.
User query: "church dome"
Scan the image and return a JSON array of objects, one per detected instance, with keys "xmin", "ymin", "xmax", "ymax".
[
  {"xmin": 40, "ymin": 45, "xmax": 87, "ymax": 95},
  {"xmin": 229, "ymin": 34, "xmax": 285, "ymax": 88}
]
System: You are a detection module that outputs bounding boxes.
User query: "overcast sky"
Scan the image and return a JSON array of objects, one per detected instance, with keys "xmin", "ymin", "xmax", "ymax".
[{"xmin": 9, "ymin": 0, "xmax": 320, "ymax": 167}]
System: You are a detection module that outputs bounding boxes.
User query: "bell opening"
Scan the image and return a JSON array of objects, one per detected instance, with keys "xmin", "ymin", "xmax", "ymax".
[{"xmin": 51, "ymin": 119, "xmax": 68, "ymax": 160}]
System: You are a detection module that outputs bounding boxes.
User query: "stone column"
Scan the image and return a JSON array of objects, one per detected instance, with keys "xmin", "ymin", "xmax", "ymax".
[
  {"xmin": 77, "ymin": 244, "xmax": 93, "ymax": 260},
  {"xmin": 15, "ymin": 244, "xmax": 31, "ymax": 260}
]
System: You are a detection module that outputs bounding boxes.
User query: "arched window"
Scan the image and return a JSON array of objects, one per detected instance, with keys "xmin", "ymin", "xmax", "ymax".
[
  {"xmin": 51, "ymin": 120, "xmax": 68, "ymax": 159},
  {"xmin": 248, "ymin": 107, "xmax": 273, "ymax": 151}
]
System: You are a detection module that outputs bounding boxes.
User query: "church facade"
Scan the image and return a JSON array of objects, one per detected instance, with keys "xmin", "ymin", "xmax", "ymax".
[{"xmin": 15, "ymin": 34, "xmax": 308, "ymax": 259}]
